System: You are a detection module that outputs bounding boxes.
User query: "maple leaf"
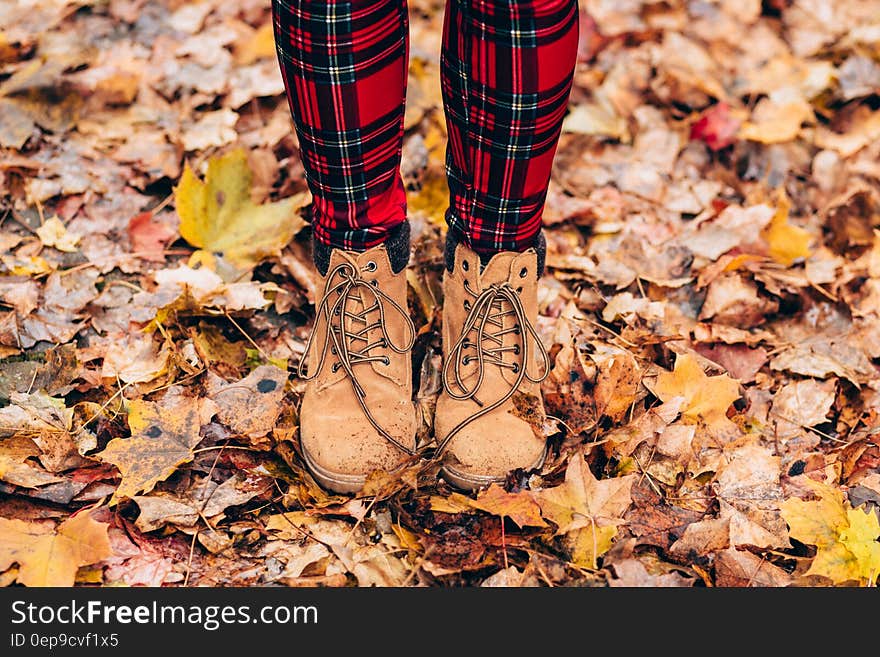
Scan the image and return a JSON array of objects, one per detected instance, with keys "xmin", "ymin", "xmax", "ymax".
[
  {"xmin": 650, "ymin": 353, "xmax": 740, "ymax": 427},
  {"xmin": 429, "ymin": 484, "xmax": 547, "ymax": 529},
  {"xmin": 469, "ymin": 484, "xmax": 548, "ymax": 529},
  {"xmin": 690, "ymin": 102, "xmax": 740, "ymax": 151},
  {"xmin": 97, "ymin": 394, "xmax": 217, "ymax": 504},
  {"xmin": 761, "ymin": 193, "xmax": 812, "ymax": 266},
  {"xmin": 532, "ymin": 449, "xmax": 636, "ymax": 567},
  {"xmin": 0, "ymin": 511, "xmax": 112, "ymax": 587},
  {"xmin": 780, "ymin": 479, "xmax": 880, "ymax": 584},
  {"xmin": 174, "ymin": 148, "xmax": 309, "ymax": 270}
]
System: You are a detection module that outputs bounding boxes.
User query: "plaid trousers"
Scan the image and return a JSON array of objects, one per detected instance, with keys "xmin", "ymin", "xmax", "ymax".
[{"xmin": 272, "ymin": 0, "xmax": 579, "ymax": 256}]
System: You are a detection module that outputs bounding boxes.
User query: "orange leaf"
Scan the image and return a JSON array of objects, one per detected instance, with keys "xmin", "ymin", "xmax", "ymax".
[
  {"xmin": 0, "ymin": 511, "xmax": 112, "ymax": 587},
  {"xmin": 650, "ymin": 353, "xmax": 740, "ymax": 427}
]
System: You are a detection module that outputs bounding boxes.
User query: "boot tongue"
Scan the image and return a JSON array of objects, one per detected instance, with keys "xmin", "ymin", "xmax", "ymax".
[{"xmin": 479, "ymin": 251, "xmax": 519, "ymax": 285}]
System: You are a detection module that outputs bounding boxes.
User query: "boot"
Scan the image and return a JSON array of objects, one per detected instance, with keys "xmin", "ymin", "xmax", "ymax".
[
  {"xmin": 435, "ymin": 238, "xmax": 550, "ymax": 490},
  {"xmin": 298, "ymin": 237, "xmax": 417, "ymax": 493}
]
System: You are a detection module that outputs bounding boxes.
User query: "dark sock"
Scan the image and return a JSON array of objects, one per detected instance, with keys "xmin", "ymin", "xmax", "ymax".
[
  {"xmin": 312, "ymin": 222, "xmax": 411, "ymax": 276},
  {"xmin": 444, "ymin": 230, "xmax": 546, "ymax": 279}
]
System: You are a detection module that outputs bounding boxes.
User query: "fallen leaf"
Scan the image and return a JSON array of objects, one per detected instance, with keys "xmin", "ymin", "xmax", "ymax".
[
  {"xmin": 174, "ymin": 148, "xmax": 309, "ymax": 270},
  {"xmin": 698, "ymin": 274, "xmax": 778, "ymax": 329},
  {"xmin": 690, "ymin": 102, "xmax": 740, "ymax": 151},
  {"xmin": 567, "ymin": 523, "xmax": 619, "ymax": 569},
  {"xmin": 533, "ymin": 449, "xmax": 635, "ymax": 538},
  {"xmin": 205, "ymin": 365, "xmax": 287, "ymax": 444},
  {"xmin": 35, "ymin": 216, "xmax": 81, "ymax": 252},
  {"xmin": 97, "ymin": 394, "xmax": 217, "ymax": 503},
  {"xmin": 133, "ymin": 472, "xmax": 267, "ymax": 532},
  {"xmin": 0, "ymin": 455, "xmax": 64, "ymax": 488},
  {"xmin": 739, "ymin": 97, "xmax": 814, "ymax": 144},
  {"xmin": 781, "ymin": 479, "xmax": 880, "ymax": 584},
  {"xmin": 468, "ymin": 484, "xmax": 548, "ymax": 529},
  {"xmin": 0, "ymin": 511, "xmax": 112, "ymax": 587},
  {"xmin": 608, "ymin": 558, "xmax": 693, "ymax": 587},
  {"xmin": 650, "ymin": 353, "xmax": 740, "ymax": 427},
  {"xmin": 715, "ymin": 444, "xmax": 790, "ymax": 549},
  {"xmin": 686, "ymin": 204, "xmax": 775, "ymax": 261},
  {"xmin": 128, "ymin": 211, "xmax": 177, "ymax": 261},
  {"xmin": 100, "ymin": 334, "xmax": 170, "ymax": 384},
  {"xmin": 714, "ymin": 548, "xmax": 793, "ymax": 587},
  {"xmin": 693, "ymin": 343, "xmax": 768, "ymax": 383},
  {"xmin": 770, "ymin": 378, "xmax": 836, "ymax": 440},
  {"xmin": 761, "ymin": 193, "xmax": 812, "ymax": 266},
  {"xmin": 592, "ymin": 349, "xmax": 642, "ymax": 422}
]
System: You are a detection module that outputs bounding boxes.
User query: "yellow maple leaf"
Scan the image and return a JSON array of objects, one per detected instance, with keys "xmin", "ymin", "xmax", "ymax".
[
  {"xmin": 761, "ymin": 192, "xmax": 812, "ymax": 266},
  {"xmin": 175, "ymin": 148, "xmax": 309, "ymax": 270},
  {"xmin": 651, "ymin": 353, "xmax": 740, "ymax": 426},
  {"xmin": 533, "ymin": 450, "xmax": 635, "ymax": 536},
  {"xmin": 0, "ymin": 512, "xmax": 112, "ymax": 587},
  {"xmin": 780, "ymin": 479, "xmax": 880, "ymax": 585},
  {"xmin": 840, "ymin": 507, "xmax": 880, "ymax": 582},
  {"xmin": 568, "ymin": 524, "xmax": 619, "ymax": 570}
]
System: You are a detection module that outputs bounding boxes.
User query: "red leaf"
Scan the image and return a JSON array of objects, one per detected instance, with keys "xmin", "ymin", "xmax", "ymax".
[
  {"xmin": 690, "ymin": 103, "xmax": 740, "ymax": 151},
  {"xmin": 128, "ymin": 211, "xmax": 177, "ymax": 262}
]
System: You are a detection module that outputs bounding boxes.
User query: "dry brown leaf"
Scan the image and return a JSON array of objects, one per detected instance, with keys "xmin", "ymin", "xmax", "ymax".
[
  {"xmin": 771, "ymin": 378, "xmax": 837, "ymax": 440},
  {"xmin": 206, "ymin": 365, "xmax": 288, "ymax": 444},
  {"xmin": 714, "ymin": 548, "xmax": 793, "ymax": 587}
]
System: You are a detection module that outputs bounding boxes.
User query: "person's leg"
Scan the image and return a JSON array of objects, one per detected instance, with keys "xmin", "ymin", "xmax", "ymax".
[
  {"xmin": 273, "ymin": 0, "xmax": 417, "ymax": 493},
  {"xmin": 273, "ymin": 0, "xmax": 410, "ymax": 274},
  {"xmin": 436, "ymin": 0, "xmax": 578, "ymax": 489},
  {"xmin": 441, "ymin": 0, "xmax": 579, "ymax": 261}
]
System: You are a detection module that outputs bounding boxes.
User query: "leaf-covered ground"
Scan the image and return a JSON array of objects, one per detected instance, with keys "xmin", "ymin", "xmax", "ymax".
[{"xmin": 1, "ymin": 0, "xmax": 879, "ymax": 587}]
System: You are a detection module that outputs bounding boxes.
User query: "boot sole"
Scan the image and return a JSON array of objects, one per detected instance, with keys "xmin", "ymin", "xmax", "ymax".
[
  {"xmin": 301, "ymin": 447, "xmax": 367, "ymax": 495},
  {"xmin": 440, "ymin": 445, "xmax": 547, "ymax": 492}
]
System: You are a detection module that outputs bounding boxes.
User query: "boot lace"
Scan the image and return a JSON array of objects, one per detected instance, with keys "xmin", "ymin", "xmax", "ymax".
[
  {"xmin": 298, "ymin": 260, "xmax": 416, "ymax": 455},
  {"xmin": 438, "ymin": 280, "xmax": 549, "ymax": 454}
]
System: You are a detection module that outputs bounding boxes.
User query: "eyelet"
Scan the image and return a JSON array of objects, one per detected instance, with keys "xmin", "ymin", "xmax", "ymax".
[
  {"xmin": 516, "ymin": 286, "xmax": 523, "ymax": 294},
  {"xmin": 463, "ymin": 300, "xmax": 471, "ymax": 311},
  {"xmin": 331, "ymin": 346, "xmax": 337, "ymax": 355},
  {"xmin": 513, "ymin": 345, "xmax": 520, "ymax": 355},
  {"xmin": 519, "ymin": 267, "xmax": 528, "ymax": 278},
  {"xmin": 333, "ymin": 307, "xmax": 340, "ymax": 316},
  {"xmin": 363, "ymin": 261, "xmax": 377, "ymax": 272},
  {"xmin": 462, "ymin": 260, "xmax": 469, "ymax": 271},
  {"xmin": 511, "ymin": 363, "xmax": 520, "ymax": 373},
  {"xmin": 382, "ymin": 356, "xmax": 390, "ymax": 366},
  {"xmin": 514, "ymin": 327, "xmax": 521, "ymax": 335},
  {"xmin": 331, "ymin": 363, "xmax": 340, "ymax": 372},
  {"xmin": 369, "ymin": 279, "xmax": 378, "ymax": 286},
  {"xmin": 462, "ymin": 356, "xmax": 471, "ymax": 365}
]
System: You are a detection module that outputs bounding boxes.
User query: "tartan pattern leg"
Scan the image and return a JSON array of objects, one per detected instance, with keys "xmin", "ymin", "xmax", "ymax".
[
  {"xmin": 272, "ymin": 0, "xmax": 409, "ymax": 251},
  {"xmin": 441, "ymin": 0, "xmax": 579, "ymax": 256}
]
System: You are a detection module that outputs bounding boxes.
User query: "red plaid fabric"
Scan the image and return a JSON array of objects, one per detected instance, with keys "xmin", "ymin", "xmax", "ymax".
[{"xmin": 272, "ymin": 0, "xmax": 579, "ymax": 256}]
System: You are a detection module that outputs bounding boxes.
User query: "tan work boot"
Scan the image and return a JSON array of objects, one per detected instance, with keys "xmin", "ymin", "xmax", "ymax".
[
  {"xmin": 298, "ymin": 242, "xmax": 417, "ymax": 493},
  {"xmin": 435, "ymin": 240, "xmax": 550, "ymax": 490}
]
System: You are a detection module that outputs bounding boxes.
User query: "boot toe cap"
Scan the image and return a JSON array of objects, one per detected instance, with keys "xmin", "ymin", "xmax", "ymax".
[
  {"xmin": 300, "ymin": 400, "xmax": 416, "ymax": 492},
  {"xmin": 439, "ymin": 411, "xmax": 546, "ymax": 490}
]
